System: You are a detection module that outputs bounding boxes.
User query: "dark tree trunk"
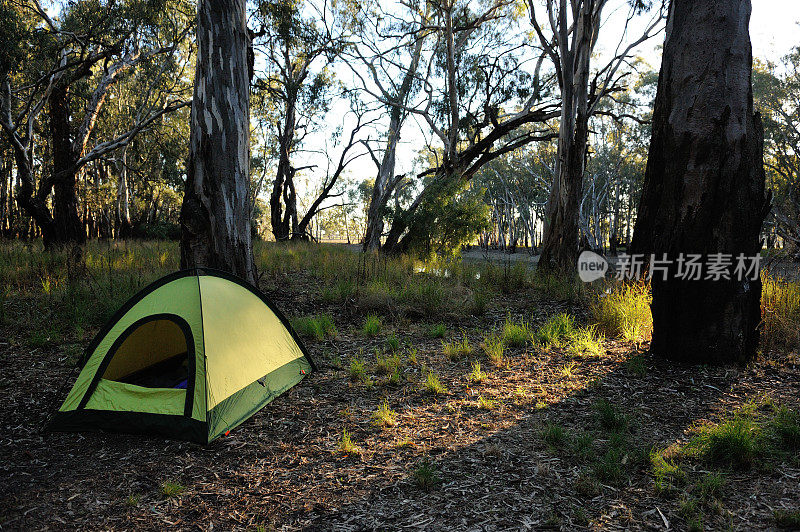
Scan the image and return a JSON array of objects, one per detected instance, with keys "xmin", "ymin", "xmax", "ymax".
[
  {"xmin": 47, "ymin": 85, "xmax": 85, "ymax": 247},
  {"xmin": 270, "ymin": 94, "xmax": 296, "ymax": 241},
  {"xmin": 537, "ymin": 111, "xmax": 589, "ymax": 273},
  {"xmin": 630, "ymin": 0, "xmax": 769, "ymax": 364},
  {"xmin": 180, "ymin": 0, "xmax": 256, "ymax": 285}
]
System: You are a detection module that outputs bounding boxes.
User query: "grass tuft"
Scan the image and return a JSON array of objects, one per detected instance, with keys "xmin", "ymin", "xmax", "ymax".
[
  {"xmin": 362, "ymin": 314, "xmax": 383, "ymax": 337},
  {"xmin": 442, "ymin": 334, "xmax": 473, "ymax": 360},
  {"xmin": 774, "ymin": 509, "xmax": 800, "ymax": 529},
  {"xmin": 349, "ymin": 356, "xmax": 367, "ymax": 383},
  {"xmin": 566, "ymin": 326, "xmax": 605, "ymax": 357},
  {"xmin": 338, "ymin": 429, "xmax": 361, "ymax": 455},
  {"xmin": 482, "ymin": 333, "xmax": 506, "ymax": 366},
  {"xmin": 591, "ymin": 282, "xmax": 652, "ymax": 342},
  {"xmin": 594, "ymin": 399, "xmax": 630, "ymax": 432},
  {"xmin": 761, "ymin": 273, "xmax": 800, "ymax": 352},
  {"xmin": 541, "ymin": 423, "xmax": 567, "ymax": 448},
  {"xmin": 412, "ymin": 458, "xmax": 441, "ymax": 490},
  {"xmin": 375, "ymin": 351, "xmax": 402, "ymax": 376},
  {"xmin": 371, "ymin": 399, "xmax": 398, "ymax": 428},
  {"xmin": 501, "ymin": 316, "xmax": 530, "ymax": 347},
  {"xmin": 650, "ymin": 448, "xmax": 686, "ymax": 494},
  {"xmin": 467, "ymin": 361, "xmax": 488, "ymax": 383},
  {"xmin": 534, "ymin": 313, "xmax": 576, "ymax": 346},
  {"xmin": 769, "ymin": 406, "xmax": 800, "ymax": 449},
  {"xmin": 690, "ymin": 414, "xmax": 762, "ymax": 469},
  {"xmin": 383, "ymin": 333, "xmax": 400, "ymax": 352},
  {"xmin": 428, "ymin": 323, "xmax": 447, "ymax": 338},
  {"xmin": 423, "ymin": 369, "xmax": 448, "ymax": 395},
  {"xmin": 477, "ymin": 395, "xmax": 496, "ymax": 410},
  {"xmin": 291, "ymin": 314, "xmax": 336, "ymax": 340},
  {"xmin": 697, "ymin": 472, "xmax": 725, "ymax": 502},
  {"xmin": 160, "ymin": 481, "xmax": 185, "ymax": 498}
]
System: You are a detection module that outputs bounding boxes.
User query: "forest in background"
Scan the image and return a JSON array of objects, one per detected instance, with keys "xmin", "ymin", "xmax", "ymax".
[{"xmin": 1, "ymin": 0, "xmax": 797, "ymax": 258}]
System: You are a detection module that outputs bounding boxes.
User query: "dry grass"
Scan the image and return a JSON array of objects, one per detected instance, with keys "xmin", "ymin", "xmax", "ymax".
[{"xmin": 761, "ymin": 272, "xmax": 800, "ymax": 352}]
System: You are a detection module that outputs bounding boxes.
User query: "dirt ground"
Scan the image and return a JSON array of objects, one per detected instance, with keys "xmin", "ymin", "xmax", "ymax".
[{"xmin": 1, "ymin": 268, "xmax": 799, "ymax": 531}]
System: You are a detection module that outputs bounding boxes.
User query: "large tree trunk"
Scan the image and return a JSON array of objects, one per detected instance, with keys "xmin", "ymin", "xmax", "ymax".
[
  {"xmin": 180, "ymin": 0, "xmax": 256, "ymax": 285},
  {"xmin": 270, "ymin": 95, "xmax": 296, "ymax": 241},
  {"xmin": 536, "ymin": 1, "xmax": 596, "ymax": 275},
  {"xmin": 48, "ymin": 85, "xmax": 85, "ymax": 247},
  {"xmin": 630, "ymin": 0, "xmax": 769, "ymax": 364},
  {"xmin": 363, "ymin": 110, "xmax": 401, "ymax": 252},
  {"xmin": 537, "ymin": 108, "xmax": 589, "ymax": 272},
  {"xmin": 361, "ymin": 36, "xmax": 424, "ymax": 253}
]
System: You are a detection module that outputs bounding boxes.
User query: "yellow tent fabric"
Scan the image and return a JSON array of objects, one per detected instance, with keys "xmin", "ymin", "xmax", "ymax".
[{"xmin": 48, "ymin": 268, "xmax": 315, "ymax": 443}]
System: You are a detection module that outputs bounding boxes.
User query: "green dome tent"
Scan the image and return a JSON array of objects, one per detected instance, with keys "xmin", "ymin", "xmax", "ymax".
[{"xmin": 49, "ymin": 268, "xmax": 315, "ymax": 444}]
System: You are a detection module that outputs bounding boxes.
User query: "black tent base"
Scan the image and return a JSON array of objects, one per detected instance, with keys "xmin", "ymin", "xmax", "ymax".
[{"xmin": 48, "ymin": 409, "xmax": 208, "ymax": 444}]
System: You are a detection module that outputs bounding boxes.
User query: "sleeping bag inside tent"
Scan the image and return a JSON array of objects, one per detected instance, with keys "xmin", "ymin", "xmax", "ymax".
[{"xmin": 48, "ymin": 268, "xmax": 315, "ymax": 444}]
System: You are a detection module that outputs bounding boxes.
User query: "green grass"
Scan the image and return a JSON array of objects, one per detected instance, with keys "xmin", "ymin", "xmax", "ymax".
[
  {"xmin": 338, "ymin": 429, "xmax": 361, "ymax": 454},
  {"xmin": 774, "ymin": 509, "xmax": 800, "ymax": 529},
  {"xmin": 125, "ymin": 494, "xmax": 141, "ymax": 506},
  {"xmin": 560, "ymin": 361, "xmax": 577, "ymax": 377},
  {"xmin": 467, "ymin": 361, "xmax": 488, "ymax": 383},
  {"xmin": 482, "ymin": 332, "xmax": 506, "ymax": 366},
  {"xmin": 412, "ymin": 458, "xmax": 441, "ymax": 490},
  {"xmin": 591, "ymin": 282, "xmax": 652, "ymax": 342},
  {"xmin": 349, "ymin": 356, "xmax": 367, "ymax": 382},
  {"xmin": 477, "ymin": 395, "xmax": 496, "ymax": 410},
  {"xmin": 291, "ymin": 314, "xmax": 336, "ymax": 340},
  {"xmin": 571, "ymin": 432, "xmax": 595, "ymax": 461},
  {"xmin": 697, "ymin": 472, "xmax": 725, "ymax": 502},
  {"xmin": 594, "ymin": 399, "xmax": 630, "ymax": 432},
  {"xmin": 769, "ymin": 405, "xmax": 800, "ymax": 449},
  {"xmin": 624, "ymin": 353, "xmax": 648, "ymax": 376},
  {"xmin": 387, "ymin": 366, "xmax": 403, "ymax": 386},
  {"xmin": 405, "ymin": 347, "xmax": 418, "ymax": 365},
  {"xmin": 160, "ymin": 481, "xmax": 185, "ymax": 498},
  {"xmin": 566, "ymin": 326, "xmax": 605, "ymax": 357},
  {"xmin": 375, "ymin": 351, "xmax": 402, "ymax": 376},
  {"xmin": 383, "ymin": 333, "xmax": 400, "ymax": 352},
  {"xmin": 534, "ymin": 313, "xmax": 576, "ymax": 346},
  {"xmin": 321, "ymin": 279, "xmax": 355, "ymax": 303},
  {"xmin": 362, "ymin": 314, "xmax": 383, "ymax": 336},
  {"xmin": 400, "ymin": 278, "xmax": 447, "ymax": 317},
  {"xmin": 442, "ymin": 334, "xmax": 473, "ymax": 360},
  {"xmin": 675, "ymin": 401, "xmax": 800, "ymax": 472},
  {"xmin": 371, "ymin": 399, "xmax": 398, "ymax": 428},
  {"xmin": 541, "ymin": 423, "xmax": 567, "ymax": 448},
  {"xmin": 471, "ymin": 288, "xmax": 489, "ymax": 315},
  {"xmin": 592, "ymin": 446, "xmax": 625, "ymax": 484},
  {"xmin": 501, "ymin": 316, "xmax": 530, "ymax": 347},
  {"xmin": 689, "ymin": 414, "xmax": 762, "ymax": 469},
  {"xmin": 650, "ymin": 448, "xmax": 686, "ymax": 494},
  {"xmin": 423, "ymin": 370, "xmax": 448, "ymax": 395},
  {"xmin": 428, "ymin": 323, "xmax": 447, "ymax": 338},
  {"xmin": 531, "ymin": 272, "xmax": 584, "ymax": 301},
  {"xmin": 679, "ymin": 497, "xmax": 705, "ymax": 532}
]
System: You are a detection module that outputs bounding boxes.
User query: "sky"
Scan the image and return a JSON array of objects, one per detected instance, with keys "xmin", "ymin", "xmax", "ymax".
[
  {"xmin": 751, "ymin": 0, "xmax": 800, "ymax": 63},
  {"xmin": 302, "ymin": 0, "xmax": 800, "ymax": 211}
]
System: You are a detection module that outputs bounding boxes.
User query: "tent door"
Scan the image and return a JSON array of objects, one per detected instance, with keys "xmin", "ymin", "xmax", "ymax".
[{"xmin": 78, "ymin": 314, "xmax": 196, "ymax": 417}]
